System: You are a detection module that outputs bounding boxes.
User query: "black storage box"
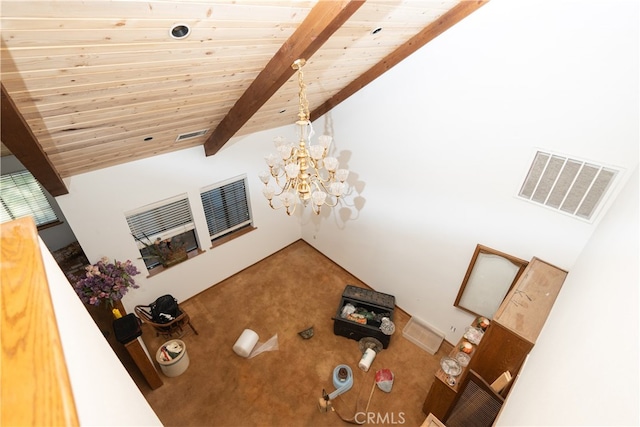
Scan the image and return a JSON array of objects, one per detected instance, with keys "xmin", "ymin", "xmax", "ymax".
[
  {"xmin": 333, "ymin": 285, "xmax": 395, "ymax": 349},
  {"xmin": 113, "ymin": 313, "xmax": 142, "ymax": 344}
]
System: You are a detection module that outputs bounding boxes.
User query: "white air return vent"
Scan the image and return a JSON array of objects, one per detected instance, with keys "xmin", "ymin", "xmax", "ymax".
[
  {"xmin": 176, "ymin": 129, "xmax": 208, "ymax": 142},
  {"xmin": 518, "ymin": 150, "xmax": 619, "ymax": 221}
]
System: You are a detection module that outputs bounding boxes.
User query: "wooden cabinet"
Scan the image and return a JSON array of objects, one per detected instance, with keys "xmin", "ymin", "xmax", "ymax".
[
  {"xmin": 467, "ymin": 322, "xmax": 532, "ymax": 393},
  {"xmin": 423, "ymin": 257, "xmax": 567, "ymax": 422},
  {"xmin": 493, "ymin": 257, "xmax": 568, "ymax": 344}
]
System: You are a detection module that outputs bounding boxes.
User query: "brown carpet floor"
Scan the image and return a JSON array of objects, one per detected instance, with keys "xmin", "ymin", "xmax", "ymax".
[{"xmin": 131, "ymin": 240, "xmax": 452, "ymax": 426}]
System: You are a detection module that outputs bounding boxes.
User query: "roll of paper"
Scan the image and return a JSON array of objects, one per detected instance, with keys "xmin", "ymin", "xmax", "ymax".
[
  {"xmin": 233, "ymin": 329, "xmax": 259, "ymax": 358},
  {"xmin": 359, "ymin": 348, "xmax": 376, "ymax": 372}
]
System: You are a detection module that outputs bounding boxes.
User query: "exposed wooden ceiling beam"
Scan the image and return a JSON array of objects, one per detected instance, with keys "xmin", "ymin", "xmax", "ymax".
[
  {"xmin": 310, "ymin": 0, "xmax": 489, "ymax": 121},
  {"xmin": 1, "ymin": 83, "xmax": 68, "ymax": 196},
  {"xmin": 203, "ymin": 0, "xmax": 366, "ymax": 156}
]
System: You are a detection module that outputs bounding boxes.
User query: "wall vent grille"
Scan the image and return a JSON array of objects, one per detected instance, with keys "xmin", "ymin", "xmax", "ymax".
[
  {"xmin": 176, "ymin": 129, "xmax": 208, "ymax": 142},
  {"xmin": 518, "ymin": 151, "xmax": 619, "ymax": 221}
]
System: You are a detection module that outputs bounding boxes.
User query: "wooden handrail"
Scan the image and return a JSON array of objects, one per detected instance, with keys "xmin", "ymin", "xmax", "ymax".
[{"xmin": 1, "ymin": 217, "xmax": 79, "ymax": 426}]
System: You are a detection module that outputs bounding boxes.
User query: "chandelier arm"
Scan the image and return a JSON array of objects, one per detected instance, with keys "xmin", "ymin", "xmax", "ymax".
[
  {"xmin": 285, "ymin": 175, "xmax": 299, "ymax": 193},
  {"xmin": 309, "ymin": 176, "xmax": 329, "ymax": 193},
  {"xmin": 270, "ymin": 173, "xmax": 289, "ymax": 193},
  {"xmin": 307, "ymin": 179, "xmax": 340, "ymax": 208},
  {"xmin": 322, "ymin": 197, "xmax": 340, "ymax": 208},
  {"xmin": 309, "ymin": 170, "xmax": 336, "ymax": 187},
  {"xmin": 265, "ymin": 198, "xmax": 297, "ymax": 216},
  {"xmin": 307, "ymin": 157, "xmax": 320, "ymax": 171}
]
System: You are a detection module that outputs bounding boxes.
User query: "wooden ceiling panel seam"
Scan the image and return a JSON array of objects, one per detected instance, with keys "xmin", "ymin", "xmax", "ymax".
[
  {"xmin": 1, "ymin": 1, "xmax": 315, "ymax": 20},
  {"xmin": 1, "ymin": 45, "xmax": 288, "ymax": 69},
  {"xmin": 0, "ymin": 62, "xmax": 268, "ymax": 91},
  {"xmin": 26, "ymin": 95, "xmax": 239, "ymax": 130},
  {"xmin": 28, "ymin": 98, "xmax": 232, "ymax": 126},
  {"xmin": 39, "ymin": 122, "xmax": 224, "ymax": 152},
  {"xmin": 38, "ymin": 115, "xmax": 227, "ymax": 151},
  {"xmin": 2, "ymin": 69, "xmax": 264, "ymax": 97},
  {"xmin": 1, "ymin": 19, "xmax": 304, "ymax": 32},
  {"xmin": 1, "ymin": 31, "xmax": 300, "ymax": 50},
  {"xmin": 47, "ymin": 139, "xmax": 208, "ymax": 165},
  {"xmin": 1, "ymin": 50, "xmax": 280, "ymax": 72},
  {"xmin": 1, "ymin": 52, "xmax": 278, "ymax": 78},
  {"xmin": 22, "ymin": 84, "xmax": 243, "ymax": 114},
  {"xmin": 0, "ymin": 39, "xmax": 289, "ymax": 59},
  {"xmin": 15, "ymin": 82, "xmax": 252, "ymax": 115}
]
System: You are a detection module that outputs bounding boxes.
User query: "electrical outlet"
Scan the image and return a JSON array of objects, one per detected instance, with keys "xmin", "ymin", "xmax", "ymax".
[{"xmin": 450, "ymin": 326, "xmax": 456, "ymax": 333}]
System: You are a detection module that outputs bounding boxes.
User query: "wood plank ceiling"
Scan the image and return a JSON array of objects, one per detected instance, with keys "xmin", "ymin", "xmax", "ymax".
[{"xmin": 1, "ymin": 0, "xmax": 486, "ymax": 195}]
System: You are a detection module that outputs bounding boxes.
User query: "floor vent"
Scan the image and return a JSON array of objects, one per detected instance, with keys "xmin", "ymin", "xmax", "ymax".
[
  {"xmin": 176, "ymin": 129, "xmax": 208, "ymax": 142},
  {"xmin": 402, "ymin": 317, "xmax": 444, "ymax": 355},
  {"xmin": 518, "ymin": 150, "xmax": 619, "ymax": 221}
]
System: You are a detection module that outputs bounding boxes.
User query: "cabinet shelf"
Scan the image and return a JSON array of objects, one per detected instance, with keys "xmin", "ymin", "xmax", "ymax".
[{"xmin": 434, "ymin": 330, "xmax": 482, "ymax": 392}]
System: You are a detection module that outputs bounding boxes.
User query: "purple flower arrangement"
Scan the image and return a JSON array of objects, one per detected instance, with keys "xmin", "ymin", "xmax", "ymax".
[{"xmin": 71, "ymin": 257, "xmax": 140, "ymax": 307}]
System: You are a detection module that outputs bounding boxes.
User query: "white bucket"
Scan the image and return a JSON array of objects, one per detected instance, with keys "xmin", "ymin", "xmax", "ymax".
[{"xmin": 156, "ymin": 339, "xmax": 189, "ymax": 377}]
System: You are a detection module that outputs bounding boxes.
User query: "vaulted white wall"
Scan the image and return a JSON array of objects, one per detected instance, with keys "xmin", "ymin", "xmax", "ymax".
[
  {"xmin": 497, "ymin": 161, "xmax": 638, "ymax": 426},
  {"xmin": 304, "ymin": 0, "xmax": 638, "ymax": 343},
  {"xmin": 303, "ymin": 0, "xmax": 639, "ymax": 425}
]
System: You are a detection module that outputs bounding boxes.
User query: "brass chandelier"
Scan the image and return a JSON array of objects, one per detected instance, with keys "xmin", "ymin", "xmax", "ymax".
[{"xmin": 259, "ymin": 59, "xmax": 349, "ymax": 215}]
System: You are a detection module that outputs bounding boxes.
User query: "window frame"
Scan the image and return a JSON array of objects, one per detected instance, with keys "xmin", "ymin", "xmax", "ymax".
[
  {"xmin": 125, "ymin": 194, "xmax": 199, "ymax": 271},
  {"xmin": 200, "ymin": 175, "xmax": 254, "ymax": 246},
  {"xmin": 0, "ymin": 170, "xmax": 61, "ymax": 229}
]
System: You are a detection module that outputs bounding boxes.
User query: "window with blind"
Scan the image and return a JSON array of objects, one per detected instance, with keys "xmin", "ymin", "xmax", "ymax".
[
  {"xmin": 125, "ymin": 195, "xmax": 198, "ymax": 270},
  {"xmin": 0, "ymin": 170, "xmax": 59, "ymax": 227},
  {"xmin": 200, "ymin": 176, "xmax": 253, "ymax": 242}
]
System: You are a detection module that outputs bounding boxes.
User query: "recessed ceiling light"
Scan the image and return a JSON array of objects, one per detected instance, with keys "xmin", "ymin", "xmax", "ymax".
[
  {"xmin": 371, "ymin": 27, "xmax": 383, "ymax": 35},
  {"xmin": 170, "ymin": 24, "xmax": 191, "ymax": 40}
]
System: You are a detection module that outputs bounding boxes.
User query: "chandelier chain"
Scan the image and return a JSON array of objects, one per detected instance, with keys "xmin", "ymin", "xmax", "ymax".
[{"xmin": 297, "ymin": 64, "xmax": 310, "ymax": 122}]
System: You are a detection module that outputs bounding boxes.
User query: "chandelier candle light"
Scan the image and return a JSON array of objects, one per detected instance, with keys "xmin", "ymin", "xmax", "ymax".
[{"xmin": 259, "ymin": 58, "xmax": 349, "ymax": 215}]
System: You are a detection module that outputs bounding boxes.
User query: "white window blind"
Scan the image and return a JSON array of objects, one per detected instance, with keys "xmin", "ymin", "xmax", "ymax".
[
  {"xmin": 200, "ymin": 177, "xmax": 252, "ymax": 241},
  {"xmin": 0, "ymin": 170, "xmax": 59, "ymax": 227},
  {"xmin": 126, "ymin": 196, "xmax": 194, "ymax": 248}
]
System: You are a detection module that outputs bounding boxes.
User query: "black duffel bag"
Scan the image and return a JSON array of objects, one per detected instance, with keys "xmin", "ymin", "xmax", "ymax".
[
  {"xmin": 150, "ymin": 294, "xmax": 180, "ymax": 323},
  {"xmin": 113, "ymin": 313, "xmax": 142, "ymax": 344}
]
